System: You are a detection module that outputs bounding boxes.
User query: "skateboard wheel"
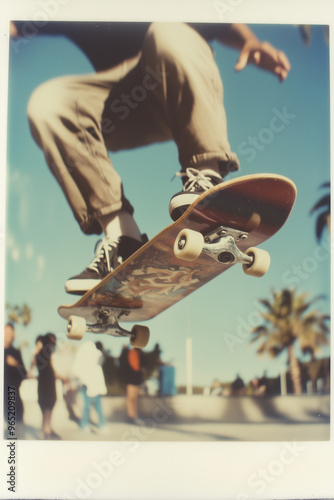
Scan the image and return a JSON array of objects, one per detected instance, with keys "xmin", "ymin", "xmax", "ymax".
[
  {"xmin": 130, "ymin": 325, "xmax": 150, "ymax": 348},
  {"xmin": 174, "ymin": 229, "xmax": 204, "ymax": 262},
  {"xmin": 66, "ymin": 315, "xmax": 86, "ymax": 340},
  {"xmin": 242, "ymin": 247, "xmax": 271, "ymax": 277}
]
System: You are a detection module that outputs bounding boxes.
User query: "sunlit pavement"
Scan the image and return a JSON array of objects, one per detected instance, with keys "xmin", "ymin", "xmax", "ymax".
[
  {"xmin": 55, "ymin": 421, "xmax": 330, "ymax": 442},
  {"xmin": 20, "ymin": 399, "xmax": 330, "ymax": 442}
]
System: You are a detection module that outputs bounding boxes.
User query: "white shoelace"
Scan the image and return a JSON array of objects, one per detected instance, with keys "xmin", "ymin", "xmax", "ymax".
[
  {"xmin": 87, "ymin": 238, "xmax": 118, "ymax": 274},
  {"xmin": 174, "ymin": 168, "xmax": 221, "ymax": 193}
]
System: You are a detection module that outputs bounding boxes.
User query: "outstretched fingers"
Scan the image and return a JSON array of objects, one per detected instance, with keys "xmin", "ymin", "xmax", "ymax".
[{"xmin": 235, "ymin": 42, "xmax": 291, "ymax": 81}]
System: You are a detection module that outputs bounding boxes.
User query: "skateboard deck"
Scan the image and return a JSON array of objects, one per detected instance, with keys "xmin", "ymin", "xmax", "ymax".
[{"xmin": 59, "ymin": 173, "xmax": 297, "ymax": 347}]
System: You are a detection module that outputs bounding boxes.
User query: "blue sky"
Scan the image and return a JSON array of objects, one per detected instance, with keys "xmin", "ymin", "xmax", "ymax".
[{"xmin": 5, "ymin": 22, "xmax": 330, "ymax": 388}]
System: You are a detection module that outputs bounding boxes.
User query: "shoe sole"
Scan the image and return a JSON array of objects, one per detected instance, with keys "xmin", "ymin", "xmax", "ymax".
[
  {"xmin": 65, "ymin": 278, "xmax": 102, "ymax": 295},
  {"xmin": 169, "ymin": 192, "xmax": 200, "ymax": 221}
]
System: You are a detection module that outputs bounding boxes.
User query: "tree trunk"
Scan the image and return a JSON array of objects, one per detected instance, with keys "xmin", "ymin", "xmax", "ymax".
[{"xmin": 288, "ymin": 344, "xmax": 303, "ymax": 395}]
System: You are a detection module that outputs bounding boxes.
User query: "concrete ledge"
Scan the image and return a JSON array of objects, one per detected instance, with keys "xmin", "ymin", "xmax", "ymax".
[
  {"xmin": 20, "ymin": 381, "xmax": 330, "ymax": 425},
  {"xmin": 101, "ymin": 394, "xmax": 330, "ymax": 424}
]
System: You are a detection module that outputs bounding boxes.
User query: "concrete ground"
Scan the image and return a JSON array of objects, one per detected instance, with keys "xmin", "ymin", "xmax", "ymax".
[
  {"xmin": 47, "ymin": 420, "xmax": 331, "ymax": 442},
  {"xmin": 18, "ymin": 382, "xmax": 330, "ymax": 442}
]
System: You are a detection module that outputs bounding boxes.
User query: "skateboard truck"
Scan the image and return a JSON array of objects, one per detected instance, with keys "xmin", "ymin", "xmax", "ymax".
[
  {"xmin": 174, "ymin": 225, "xmax": 270, "ymax": 277},
  {"xmin": 202, "ymin": 226, "xmax": 251, "ymax": 265},
  {"xmin": 66, "ymin": 307, "xmax": 150, "ymax": 348}
]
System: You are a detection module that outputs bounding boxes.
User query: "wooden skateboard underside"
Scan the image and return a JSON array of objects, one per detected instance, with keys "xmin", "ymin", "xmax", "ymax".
[{"xmin": 58, "ymin": 174, "xmax": 296, "ymax": 326}]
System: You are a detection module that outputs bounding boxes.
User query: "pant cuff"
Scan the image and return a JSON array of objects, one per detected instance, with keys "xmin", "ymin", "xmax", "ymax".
[{"xmin": 180, "ymin": 152, "xmax": 240, "ymax": 177}]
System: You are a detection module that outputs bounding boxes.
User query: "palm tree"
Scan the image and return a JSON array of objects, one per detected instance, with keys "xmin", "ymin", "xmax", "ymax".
[
  {"xmin": 299, "ymin": 25, "xmax": 329, "ymax": 45},
  {"xmin": 6, "ymin": 303, "xmax": 32, "ymax": 326},
  {"xmin": 310, "ymin": 182, "xmax": 330, "ymax": 242},
  {"xmin": 250, "ymin": 289, "xmax": 329, "ymax": 395},
  {"xmin": 6, "ymin": 303, "xmax": 32, "ymax": 351}
]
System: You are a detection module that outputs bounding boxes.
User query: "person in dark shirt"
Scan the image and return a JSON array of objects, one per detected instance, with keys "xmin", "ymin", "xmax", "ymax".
[
  {"xmin": 4, "ymin": 323, "xmax": 27, "ymax": 424},
  {"xmin": 10, "ymin": 22, "xmax": 290, "ymax": 294},
  {"xmin": 29, "ymin": 333, "xmax": 59, "ymax": 439},
  {"xmin": 120, "ymin": 346, "xmax": 146, "ymax": 425}
]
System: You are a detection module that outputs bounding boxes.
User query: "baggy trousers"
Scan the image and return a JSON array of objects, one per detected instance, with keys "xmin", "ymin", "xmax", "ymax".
[{"xmin": 27, "ymin": 23, "xmax": 239, "ymax": 235}]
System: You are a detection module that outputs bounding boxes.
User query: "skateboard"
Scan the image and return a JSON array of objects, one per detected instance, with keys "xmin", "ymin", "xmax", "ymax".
[{"xmin": 58, "ymin": 173, "xmax": 297, "ymax": 348}]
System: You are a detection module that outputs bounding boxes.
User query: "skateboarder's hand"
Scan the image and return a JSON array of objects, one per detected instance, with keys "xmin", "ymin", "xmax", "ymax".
[{"xmin": 235, "ymin": 40, "xmax": 291, "ymax": 81}]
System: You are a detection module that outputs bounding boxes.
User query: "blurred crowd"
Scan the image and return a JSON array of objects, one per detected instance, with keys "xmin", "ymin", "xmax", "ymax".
[
  {"xmin": 4, "ymin": 323, "xmax": 329, "ymax": 440},
  {"xmin": 206, "ymin": 374, "xmax": 269, "ymax": 397},
  {"xmin": 3, "ymin": 323, "xmax": 175, "ymax": 439}
]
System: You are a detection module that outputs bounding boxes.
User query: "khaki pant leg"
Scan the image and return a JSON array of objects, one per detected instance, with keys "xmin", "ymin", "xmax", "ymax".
[
  {"xmin": 141, "ymin": 22, "xmax": 240, "ymax": 174},
  {"xmin": 27, "ymin": 61, "xmax": 141, "ymax": 235}
]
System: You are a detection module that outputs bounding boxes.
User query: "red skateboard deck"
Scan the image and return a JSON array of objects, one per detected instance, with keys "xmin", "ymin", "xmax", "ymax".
[{"xmin": 58, "ymin": 173, "xmax": 296, "ymax": 347}]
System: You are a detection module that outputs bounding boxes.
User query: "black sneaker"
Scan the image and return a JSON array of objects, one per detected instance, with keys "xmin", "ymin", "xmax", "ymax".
[
  {"xmin": 65, "ymin": 235, "xmax": 147, "ymax": 295},
  {"xmin": 169, "ymin": 167, "xmax": 223, "ymax": 221}
]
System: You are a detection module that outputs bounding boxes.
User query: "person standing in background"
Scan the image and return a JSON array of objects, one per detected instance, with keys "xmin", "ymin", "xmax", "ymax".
[
  {"xmin": 4, "ymin": 323, "xmax": 27, "ymax": 437},
  {"xmin": 120, "ymin": 346, "xmax": 146, "ymax": 425}
]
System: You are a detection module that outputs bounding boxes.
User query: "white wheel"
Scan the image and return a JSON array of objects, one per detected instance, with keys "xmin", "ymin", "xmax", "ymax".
[
  {"xmin": 130, "ymin": 325, "xmax": 150, "ymax": 348},
  {"xmin": 242, "ymin": 247, "xmax": 271, "ymax": 277},
  {"xmin": 174, "ymin": 229, "xmax": 204, "ymax": 262},
  {"xmin": 66, "ymin": 315, "xmax": 86, "ymax": 340}
]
